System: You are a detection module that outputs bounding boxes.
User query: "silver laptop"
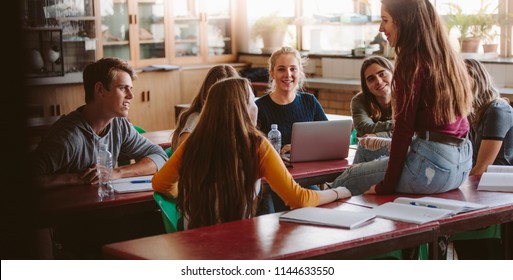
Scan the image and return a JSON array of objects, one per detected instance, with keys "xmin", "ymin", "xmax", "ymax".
[{"xmin": 282, "ymin": 119, "xmax": 353, "ymax": 163}]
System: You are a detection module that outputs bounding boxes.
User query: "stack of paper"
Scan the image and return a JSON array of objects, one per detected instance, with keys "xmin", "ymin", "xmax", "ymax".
[
  {"xmin": 279, "ymin": 207, "xmax": 376, "ymax": 229},
  {"xmin": 477, "ymin": 165, "xmax": 513, "ymax": 192},
  {"xmin": 111, "ymin": 175, "xmax": 153, "ymax": 193}
]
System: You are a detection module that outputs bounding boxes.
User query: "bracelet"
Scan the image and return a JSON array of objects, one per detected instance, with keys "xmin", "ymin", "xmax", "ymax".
[{"xmin": 331, "ymin": 189, "xmax": 339, "ymax": 200}]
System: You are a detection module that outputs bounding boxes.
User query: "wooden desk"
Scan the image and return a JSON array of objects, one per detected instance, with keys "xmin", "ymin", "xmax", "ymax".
[
  {"xmin": 38, "ymin": 153, "xmax": 352, "ymax": 227},
  {"xmin": 142, "ymin": 129, "xmax": 174, "ymax": 150},
  {"xmin": 345, "ymin": 176, "xmax": 513, "ymax": 258},
  {"xmin": 103, "ymin": 202, "xmax": 438, "ymax": 260},
  {"xmin": 37, "ymin": 184, "xmax": 155, "ymax": 228},
  {"xmin": 283, "ymin": 158, "xmax": 351, "ymax": 187}
]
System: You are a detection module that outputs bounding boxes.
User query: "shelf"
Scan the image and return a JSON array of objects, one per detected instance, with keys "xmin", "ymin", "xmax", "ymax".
[
  {"xmin": 55, "ymin": 16, "xmax": 97, "ymax": 21},
  {"xmin": 174, "ymin": 16, "xmax": 200, "ymax": 21},
  {"xmin": 23, "ymin": 26, "xmax": 63, "ymax": 32},
  {"xmin": 140, "ymin": 39, "xmax": 165, "ymax": 44},
  {"xmin": 208, "ymin": 16, "xmax": 230, "ymax": 20},
  {"xmin": 103, "ymin": 40, "xmax": 130, "ymax": 46},
  {"xmin": 175, "ymin": 39, "xmax": 198, "ymax": 43},
  {"xmin": 63, "ymin": 37, "xmax": 95, "ymax": 42}
]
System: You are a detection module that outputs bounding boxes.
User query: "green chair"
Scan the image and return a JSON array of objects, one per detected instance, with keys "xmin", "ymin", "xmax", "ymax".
[
  {"xmin": 164, "ymin": 147, "xmax": 173, "ymax": 157},
  {"xmin": 350, "ymin": 128, "xmax": 358, "ymax": 145},
  {"xmin": 118, "ymin": 124, "xmax": 147, "ymax": 166},
  {"xmin": 153, "ymin": 192, "xmax": 181, "ymax": 233},
  {"xmin": 367, "ymin": 249, "xmax": 403, "ymax": 260},
  {"xmin": 133, "ymin": 125, "xmax": 147, "ymax": 134},
  {"xmin": 367, "ymin": 243, "xmax": 428, "ymax": 260}
]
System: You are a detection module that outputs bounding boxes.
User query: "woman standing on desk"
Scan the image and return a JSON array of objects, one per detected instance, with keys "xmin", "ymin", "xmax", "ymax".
[
  {"xmin": 153, "ymin": 77, "xmax": 350, "ymax": 229},
  {"xmin": 330, "ymin": 0, "xmax": 473, "ymax": 195}
]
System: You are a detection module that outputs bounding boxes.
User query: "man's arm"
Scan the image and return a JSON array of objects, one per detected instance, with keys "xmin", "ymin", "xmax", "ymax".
[
  {"xmin": 113, "ymin": 156, "xmax": 158, "ymax": 179},
  {"xmin": 35, "ymin": 166, "xmax": 99, "ymax": 189}
]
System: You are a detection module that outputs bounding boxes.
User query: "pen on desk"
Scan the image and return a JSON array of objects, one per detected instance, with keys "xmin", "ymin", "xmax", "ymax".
[
  {"xmin": 409, "ymin": 202, "xmax": 438, "ymax": 208},
  {"xmin": 130, "ymin": 180, "xmax": 152, "ymax": 184}
]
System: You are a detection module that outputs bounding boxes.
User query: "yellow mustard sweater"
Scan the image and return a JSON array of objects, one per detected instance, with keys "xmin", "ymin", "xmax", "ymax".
[{"xmin": 152, "ymin": 138, "xmax": 319, "ymax": 209}]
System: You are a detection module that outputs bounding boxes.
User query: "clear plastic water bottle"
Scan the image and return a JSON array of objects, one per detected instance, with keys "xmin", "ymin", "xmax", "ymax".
[
  {"xmin": 96, "ymin": 142, "xmax": 114, "ymax": 199},
  {"xmin": 268, "ymin": 124, "xmax": 282, "ymax": 153}
]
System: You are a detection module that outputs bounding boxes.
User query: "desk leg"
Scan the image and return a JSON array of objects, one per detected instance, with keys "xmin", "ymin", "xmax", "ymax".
[
  {"xmin": 428, "ymin": 237, "xmax": 438, "ymax": 260},
  {"xmin": 504, "ymin": 222, "xmax": 513, "ymax": 260}
]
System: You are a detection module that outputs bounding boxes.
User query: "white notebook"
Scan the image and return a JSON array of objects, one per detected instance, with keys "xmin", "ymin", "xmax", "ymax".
[
  {"xmin": 370, "ymin": 202, "xmax": 453, "ymax": 224},
  {"xmin": 370, "ymin": 197, "xmax": 487, "ymax": 224},
  {"xmin": 393, "ymin": 197, "xmax": 487, "ymax": 214},
  {"xmin": 279, "ymin": 207, "xmax": 376, "ymax": 229},
  {"xmin": 111, "ymin": 175, "xmax": 153, "ymax": 193},
  {"xmin": 477, "ymin": 165, "xmax": 513, "ymax": 192}
]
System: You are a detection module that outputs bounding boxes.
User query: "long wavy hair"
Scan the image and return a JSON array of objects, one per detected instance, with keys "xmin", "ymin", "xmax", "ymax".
[
  {"xmin": 177, "ymin": 77, "xmax": 264, "ymax": 229},
  {"xmin": 464, "ymin": 58, "xmax": 509, "ymax": 125},
  {"xmin": 268, "ymin": 46, "xmax": 307, "ymax": 93},
  {"xmin": 359, "ymin": 55, "xmax": 394, "ymax": 121},
  {"xmin": 171, "ymin": 64, "xmax": 240, "ymax": 150},
  {"xmin": 382, "ymin": 0, "xmax": 473, "ymax": 125}
]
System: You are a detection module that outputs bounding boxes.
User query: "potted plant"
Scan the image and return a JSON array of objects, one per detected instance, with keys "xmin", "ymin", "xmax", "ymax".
[
  {"xmin": 472, "ymin": 1, "xmax": 499, "ymax": 53},
  {"xmin": 445, "ymin": 3, "xmax": 481, "ymax": 53},
  {"xmin": 473, "ymin": 1, "xmax": 512, "ymax": 53},
  {"xmin": 251, "ymin": 14, "xmax": 289, "ymax": 54}
]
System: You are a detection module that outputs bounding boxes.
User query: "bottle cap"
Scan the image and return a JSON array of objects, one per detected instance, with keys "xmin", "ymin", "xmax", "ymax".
[{"xmin": 271, "ymin": 124, "xmax": 278, "ymax": 130}]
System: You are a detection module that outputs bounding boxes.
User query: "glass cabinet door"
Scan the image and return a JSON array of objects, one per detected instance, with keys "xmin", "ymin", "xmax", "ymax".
[
  {"xmin": 101, "ymin": 0, "xmax": 131, "ymax": 61},
  {"xmin": 204, "ymin": 0, "xmax": 232, "ymax": 59},
  {"xmin": 171, "ymin": 0, "xmax": 201, "ymax": 59},
  {"xmin": 137, "ymin": 0, "xmax": 166, "ymax": 60}
]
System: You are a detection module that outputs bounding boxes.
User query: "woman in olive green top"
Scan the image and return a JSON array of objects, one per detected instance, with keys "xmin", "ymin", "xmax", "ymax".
[{"xmin": 351, "ymin": 56, "xmax": 394, "ymax": 163}]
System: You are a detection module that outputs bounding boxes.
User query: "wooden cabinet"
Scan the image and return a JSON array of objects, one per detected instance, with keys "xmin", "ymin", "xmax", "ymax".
[
  {"xmin": 98, "ymin": 0, "xmax": 238, "ymax": 67},
  {"xmin": 128, "ymin": 70, "xmax": 181, "ymax": 131},
  {"xmin": 23, "ymin": 27, "xmax": 65, "ymax": 78},
  {"xmin": 24, "ymin": 0, "xmax": 238, "ymax": 70},
  {"xmin": 23, "ymin": 0, "xmax": 99, "ymax": 73},
  {"xmin": 26, "ymin": 83, "xmax": 84, "ymax": 117},
  {"xmin": 26, "ymin": 70, "xmax": 181, "ymax": 132},
  {"xmin": 170, "ymin": 0, "xmax": 236, "ymax": 64},
  {"xmin": 179, "ymin": 68, "xmax": 210, "ymax": 103},
  {"xmin": 99, "ymin": 0, "xmax": 171, "ymax": 67}
]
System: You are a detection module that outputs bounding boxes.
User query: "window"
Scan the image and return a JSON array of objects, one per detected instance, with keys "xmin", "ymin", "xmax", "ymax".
[
  {"xmin": 246, "ymin": 0, "xmax": 296, "ymax": 52},
  {"xmin": 245, "ymin": 0, "xmax": 513, "ymax": 57},
  {"xmin": 433, "ymin": 0, "xmax": 506, "ymax": 56}
]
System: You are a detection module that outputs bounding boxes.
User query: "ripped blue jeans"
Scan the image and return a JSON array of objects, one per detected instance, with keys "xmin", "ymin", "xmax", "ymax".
[
  {"xmin": 331, "ymin": 137, "xmax": 472, "ymax": 195},
  {"xmin": 353, "ymin": 145, "xmax": 389, "ymax": 164}
]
